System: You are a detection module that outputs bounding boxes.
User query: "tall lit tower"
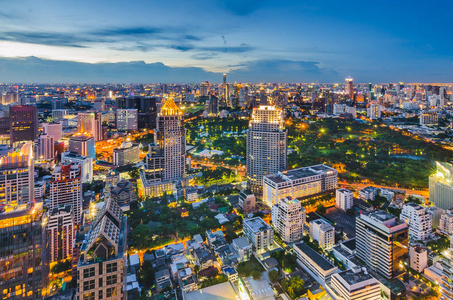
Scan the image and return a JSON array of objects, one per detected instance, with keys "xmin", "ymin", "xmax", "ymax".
[
  {"xmin": 156, "ymin": 97, "xmax": 186, "ymax": 181},
  {"xmin": 246, "ymin": 105, "xmax": 287, "ymax": 194},
  {"xmin": 345, "ymin": 76, "xmax": 354, "ymax": 100},
  {"xmin": 223, "ymin": 73, "xmax": 227, "ymax": 86}
]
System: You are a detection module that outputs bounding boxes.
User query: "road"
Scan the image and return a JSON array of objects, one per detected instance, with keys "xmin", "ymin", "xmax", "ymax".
[
  {"xmin": 347, "ymin": 182, "xmax": 429, "ymax": 199},
  {"xmin": 191, "ymin": 160, "xmax": 247, "ymax": 177}
]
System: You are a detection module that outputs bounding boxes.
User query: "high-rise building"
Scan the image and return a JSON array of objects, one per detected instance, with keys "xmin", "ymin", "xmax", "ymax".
[
  {"xmin": 272, "ymin": 196, "xmax": 305, "ymax": 243},
  {"xmin": 367, "ymin": 102, "xmax": 381, "ymax": 120},
  {"xmin": 112, "ymin": 142, "xmax": 140, "ymax": 167},
  {"xmin": 345, "ymin": 76, "xmax": 354, "ymax": 100},
  {"xmin": 46, "ymin": 204, "xmax": 75, "ymax": 263},
  {"xmin": 38, "ymin": 134, "xmax": 55, "ymax": 160},
  {"xmin": 77, "ymin": 197, "xmax": 126, "ymax": 300},
  {"xmin": 246, "ymin": 105, "xmax": 287, "ymax": 194},
  {"xmin": 309, "ymin": 219, "xmax": 335, "ymax": 249},
  {"xmin": 69, "ymin": 130, "xmax": 95, "ymax": 159},
  {"xmin": 0, "ymin": 142, "xmax": 34, "ymax": 206},
  {"xmin": 9, "ymin": 105, "xmax": 38, "ymax": 145},
  {"xmin": 138, "ymin": 97, "xmax": 186, "ymax": 198},
  {"xmin": 336, "ymin": 188, "xmax": 353, "ymax": 211},
  {"xmin": 116, "ymin": 109, "xmax": 138, "ymax": 131},
  {"xmin": 50, "ymin": 163, "xmax": 83, "ymax": 224},
  {"xmin": 356, "ymin": 211, "xmax": 408, "ymax": 279},
  {"xmin": 0, "ymin": 202, "xmax": 46, "ymax": 300},
  {"xmin": 399, "ymin": 202, "xmax": 432, "ymax": 241},
  {"xmin": 77, "ymin": 112, "xmax": 103, "ymax": 142},
  {"xmin": 420, "ymin": 111, "xmax": 438, "ymax": 125},
  {"xmin": 200, "ymin": 81, "xmax": 210, "ymax": 98},
  {"xmin": 243, "ymin": 217, "xmax": 274, "ymax": 254},
  {"xmin": 409, "ymin": 246, "xmax": 428, "ymax": 273},
  {"xmin": 61, "ymin": 151, "xmax": 93, "ymax": 183},
  {"xmin": 430, "ymin": 162, "xmax": 453, "ymax": 210},
  {"xmin": 263, "ymin": 164, "xmax": 338, "ymax": 208},
  {"xmin": 42, "ymin": 122, "xmax": 62, "ymax": 141},
  {"xmin": 115, "ymin": 96, "xmax": 158, "ymax": 129}
]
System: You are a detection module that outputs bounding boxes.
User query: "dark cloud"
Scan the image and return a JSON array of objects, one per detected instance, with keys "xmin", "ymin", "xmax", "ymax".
[
  {"xmin": 92, "ymin": 27, "xmax": 162, "ymax": 36},
  {"xmin": 0, "ymin": 31, "xmax": 92, "ymax": 47}
]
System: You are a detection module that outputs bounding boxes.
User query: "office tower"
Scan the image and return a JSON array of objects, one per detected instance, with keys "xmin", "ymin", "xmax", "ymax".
[
  {"xmin": 399, "ymin": 202, "xmax": 432, "ymax": 241},
  {"xmin": 0, "ymin": 202, "xmax": 45, "ymax": 300},
  {"xmin": 155, "ymin": 97, "xmax": 186, "ymax": 181},
  {"xmin": 309, "ymin": 219, "xmax": 335, "ymax": 249},
  {"xmin": 430, "ymin": 162, "xmax": 453, "ymax": 210},
  {"xmin": 356, "ymin": 211, "xmax": 408, "ymax": 279},
  {"xmin": 46, "ymin": 204, "xmax": 74, "ymax": 263},
  {"xmin": 138, "ymin": 98, "xmax": 186, "ymax": 198},
  {"xmin": 330, "ymin": 269, "xmax": 380, "ymax": 300},
  {"xmin": 0, "ymin": 142, "xmax": 34, "ymax": 206},
  {"xmin": 263, "ymin": 164, "xmax": 338, "ymax": 208},
  {"xmin": 420, "ymin": 111, "xmax": 438, "ymax": 125},
  {"xmin": 38, "ymin": 134, "xmax": 55, "ymax": 160},
  {"xmin": 115, "ymin": 96, "xmax": 158, "ymax": 129},
  {"xmin": 77, "ymin": 197, "xmax": 126, "ymax": 300},
  {"xmin": 272, "ymin": 196, "xmax": 305, "ymax": 244},
  {"xmin": 42, "ymin": 122, "xmax": 62, "ymax": 141},
  {"xmin": 106, "ymin": 179, "xmax": 137, "ymax": 211},
  {"xmin": 336, "ymin": 188, "xmax": 353, "ymax": 211},
  {"xmin": 61, "ymin": 151, "xmax": 93, "ymax": 183},
  {"xmin": 77, "ymin": 111, "xmax": 103, "ymax": 142},
  {"xmin": 243, "ymin": 217, "xmax": 274, "ymax": 254},
  {"xmin": 345, "ymin": 76, "xmax": 354, "ymax": 100},
  {"xmin": 112, "ymin": 142, "xmax": 140, "ymax": 166},
  {"xmin": 409, "ymin": 246, "xmax": 428, "ymax": 273},
  {"xmin": 116, "ymin": 109, "xmax": 138, "ymax": 131},
  {"xmin": 9, "ymin": 105, "xmax": 38, "ymax": 145},
  {"xmin": 200, "ymin": 81, "xmax": 210, "ymax": 99},
  {"xmin": 246, "ymin": 105, "xmax": 287, "ymax": 194},
  {"xmin": 367, "ymin": 102, "xmax": 381, "ymax": 120},
  {"xmin": 50, "ymin": 163, "xmax": 83, "ymax": 224},
  {"xmin": 69, "ymin": 130, "xmax": 95, "ymax": 159}
]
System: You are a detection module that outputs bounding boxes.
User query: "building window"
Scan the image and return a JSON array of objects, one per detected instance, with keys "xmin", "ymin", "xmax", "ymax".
[
  {"xmin": 106, "ymin": 275, "xmax": 117, "ymax": 286},
  {"xmin": 83, "ymin": 267, "xmax": 95, "ymax": 278},
  {"xmin": 83, "ymin": 292, "xmax": 95, "ymax": 300},
  {"xmin": 106, "ymin": 262, "xmax": 117, "ymax": 273},
  {"xmin": 106, "ymin": 287, "xmax": 117, "ymax": 298},
  {"xmin": 83, "ymin": 280, "xmax": 95, "ymax": 291}
]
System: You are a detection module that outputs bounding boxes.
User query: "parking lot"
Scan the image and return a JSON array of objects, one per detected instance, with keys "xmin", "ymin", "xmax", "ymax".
[{"xmin": 325, "ymin": 207, "xmax": 356, "ymax": 238}]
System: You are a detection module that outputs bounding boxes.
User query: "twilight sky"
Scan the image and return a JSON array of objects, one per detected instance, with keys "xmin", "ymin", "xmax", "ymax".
[{"xmin": 0, "ymin": 0, "xmax": 452, "ymax": 83}]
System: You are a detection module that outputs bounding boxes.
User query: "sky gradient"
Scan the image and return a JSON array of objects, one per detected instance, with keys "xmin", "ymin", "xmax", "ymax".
[{"xmin": 0, "ymin": 0, "xmax": 452, "ymax": 83}]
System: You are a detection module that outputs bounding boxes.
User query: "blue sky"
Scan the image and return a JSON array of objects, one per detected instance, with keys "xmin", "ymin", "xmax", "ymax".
[{"xmin": 0, "ymin": 0, "xmax": 452, "ymax": 83}]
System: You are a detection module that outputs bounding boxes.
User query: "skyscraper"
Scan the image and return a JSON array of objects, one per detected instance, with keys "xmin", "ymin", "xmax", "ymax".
[
  {"xmin": 246, "ymin": 105, "xmax": 287, "ymax": 194},
  {"xmin": 9, "ymin": 105, "xmax": 38, "ymax": 145},
  {"xmin": 42, "ymin": 122, "xmax": 62, "ymax": 141},
  {"xmin": 46, "ymin": 204, "xmax": 74, "ymax": 263},
  {"xmin": 345, "ymin": 76, "xmax": 354, "ymax": 100},
  {"xmin": 200, "ymin": 81, "xmax": 210, "ymax": 99},
  {"xmin": 77, "ymin": 111, "xmax": 103, "ymax": 142},
  {"xmin": 50, "ymin": 163, "xmax": 83, "ymax": 224},
  {"xmin": 356, "ymin": 211, "xmax": 408, "ymax": 279}
]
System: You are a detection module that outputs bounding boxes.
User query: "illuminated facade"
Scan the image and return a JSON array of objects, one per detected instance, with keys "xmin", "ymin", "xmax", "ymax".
[
  {"xmin": 77, "ymin": 112, "xmax": 103, "ymax": 142},
  {"xmin": 116, "ymin": 109, "xmax": 138, "ymax": 131},
  {"xmin": 46, "ymin": 204, "xmax": 74, "ymax": 263},
  {"xmin": 69, "ymin": 131, "xmax": 95, "ymax": 159},
  {"xmin": 38, "ymin": 134, "xmax": 54, "ymax": 160},
  {"xmin": 0, "ymin": 142, "xmax": 34, "ymax": 207},
  {"xmin": 429, "ymin": 162, "xmax": 453, "ymax": 210},
  {"xmin": 246, "ymin": 105, "xmax": 287, "ymax": 194},
  {"xmin": 9, "ymin": 105, "xmax": 38, "ymax": 145},
  {"xmin": 112, "ymin": 142, "xmax": 140, "ymax": 167},
  {"xmin": 50, "ymin": 163, "xmax": 83, "ymax": 224},
  {"xmin": 345, "ymin": 76, "xmax": 354, "ymax": 100},
  {"xmin": 0, "ymin": 202, "xmax": 45, "ymax": 300},
  {"xmin": 271, "ymin": 196, "xmax": 305, "ymax": 243}
]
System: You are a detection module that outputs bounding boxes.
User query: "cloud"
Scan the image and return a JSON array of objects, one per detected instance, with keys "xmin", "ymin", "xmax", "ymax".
[{"xmin": 0, "ymin": 31, "xmax": 93, "ymax": 48}]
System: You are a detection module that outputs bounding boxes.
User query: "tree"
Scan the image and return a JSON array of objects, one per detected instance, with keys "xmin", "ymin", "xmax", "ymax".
[
  {"xmin": 137, "ymin": 260, "xmax": 154, "ymax": 289},
  {"xmin": 50, "ymin": 259, "xmax": 72, "ymax": 274},
  {"xmin": 251, "ymin": 270, "xmax": 261, "ymax": 280},
  {"xmin": 316, "ymin": 204, "xmax": 326, "ymax": 215},
  {"xmin": 268, "ymin": 270, "xmax": 279, "ymax": 283},
  {"xmin": 128, "ymin": 167, "xmax": 140, "ymax": 179}
]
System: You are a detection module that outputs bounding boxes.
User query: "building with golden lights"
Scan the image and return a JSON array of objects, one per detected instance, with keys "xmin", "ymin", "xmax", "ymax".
[{"xmin": 46, "ymin": 204, "xmax": 74, "ymax": 263}]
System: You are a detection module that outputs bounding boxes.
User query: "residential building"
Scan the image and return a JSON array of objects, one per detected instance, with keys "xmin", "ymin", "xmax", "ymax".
[
  {"xmin": 246, "ymin": 105, "xmax": 287, "ymax": 194},
  {"xmin": 9, "ymin": 105, "xmax": 38, "ymax": 145},
  {"xmin": 367, "ymin": 102, "xmax": 381, "ymax": 120},
  {"xmin": 38, "ymin": 134, "xmax": 54, "ymax": 160},
  {"xmin": 61, "ymin": 151, "xmax": 93, "ymax": 183},
  {"xmin": 69, "ymin": 131, "xmax": 95, "ymax": 159},
  {"xmin": 309, "ymin": 219, "xmax": 335, "ymax": 249},
  {"xmin": 293, "ymin": 242, "xmax": 338, "ymax": 285},
  {"xmin": 400, "ymin": 202, "xmax": 432, "ymax": 241},
  {"xmin": 77, "ymin": 197, "xmax": 127, "ymax": 300},
  {"xmin": 359, "ymin": 186, "xmax": 377, "ymax": 201},
  {"xmin": 420, "ymin": 111, "xmax": 438, "ymax": 125},
  {"xmin": 42, "ymin": 122, "xmax": 62, "ymax": 141},
  {"xmin": 232, "ymin": 237, "xmax": 252, "ymax": 262},
  {"xmin": 272, "ymin": 196, "xmax": 305, "ymax": 243},
  {"xmin": 336, "ymin": 188, "xmax": 353, "ymax": 211},
  {"xmin": 116, "ymin": 109, "xmax": 138, "ymax": 131},
  {"xmin": 77, "ymin": 111, "xmax": 103, "ymax": 141},
  {"xmin": 356, "ymin": 211, "xmax": 408, "ymax": 279},
  {"xmin": 46, "ymin": 204, "xmax": 74, "ymax": 263},
  {"xmin": 50, "ymin": 163, "xmax": 83, "ymax": 224},
  {"xmin": 0, "ymin": 142, "xmax": 34, "ymax": 206},
  {"xmin": 330, "ymin": 268, "xmax": 380, "ymax": 300},
  {"xmin": 410, "ymin": 246, "xmax": 428, "ymax": 273},
  {"xmin": 263, "ymin": 164, "xmax": 338, "ymax": 207},
  {"xmin": 107, "ymin": 179, "xmax": 137, "ymax": 211},
  {"xmin": 113, "ymin": 142, "xmax": 140, "ymax": 166},
  {"xmin": 0, "ymin": 202, "xmax": 46, "ymax": 300},
  {"xmin": 243, "ymin": 217, "xmax": 274, "ymax": 253},
  {"xmin": 427, "ymin": 206, "xmax": 443, "ymax": 229},
  {"xmin": 430, "ymin": 162, "xmax": 453, "ymax": 210},
  {"xmin": 439, "ymin": 209, "xmax": 453, "ymax": 235},
  {"xmin": 239, "ymin": 189, "xmax": 256, "ymax": 213},
  {"xmin": 440, "ymin": 249, "xmax": 453, "ymax": 299}
]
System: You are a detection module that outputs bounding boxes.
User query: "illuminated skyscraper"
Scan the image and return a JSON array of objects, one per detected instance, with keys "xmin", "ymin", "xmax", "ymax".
[
  {"xmin": 116, "ymin": 109, "xmax": 138, "ymax": 131},
  {"xmin": 246, "ymin": 105, "xmax": 287, "ymax": 194},
  {"xmin": 77, "ymin": 111, "xmax": 103, "ymax": 141},
  {"xmin": 345, "ymin": 76, "xmax": 354, "ymax": 100}
]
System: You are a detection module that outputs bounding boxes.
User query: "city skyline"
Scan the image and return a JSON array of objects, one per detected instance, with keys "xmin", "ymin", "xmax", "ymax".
[{"xmin": 0, "ymin": 0, "xmax": 452, "ymax": 83}]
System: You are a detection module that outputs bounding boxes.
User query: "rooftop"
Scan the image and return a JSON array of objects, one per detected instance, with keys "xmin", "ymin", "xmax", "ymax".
[
  {"xmin": 265, "ymin": 164, "xmax": 336, "ymax": 183},
  {"xmin": 294, "ymin": 242, "xmax": 336, "ymax": 272},
  {"xmin": 335, "ymin": 269, "xmax": 375, "ymax": 286},
  {"xmin": 243, "ymin": 217, "xmax": 272, "ymax": 233},
  {"xmin": 184, "ymin": 281, "xmax": 237, "ymax": 300}
]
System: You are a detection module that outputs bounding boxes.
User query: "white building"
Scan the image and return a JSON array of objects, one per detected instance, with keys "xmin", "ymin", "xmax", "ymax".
[
  {"xmin": 309, "ymin": 219, "xmax": 335, "ymax": 250},
  {"xmin": 243, "ymin": 217, "xmax": 274, "ymax": 254},
  {"xmin": 38, "ymin": 134, "xmax": 54, "ymax": 160},
  {"xmin": 439, "ymin": 209, "xmax": 453, "ymax": 235},
  {"xmin": 429, "ymin": 162, "xmax": 453, "ymax": 210},
  {"xmin": 359, "ymin": 186, "xmax": 377, "ymax": 201},
  {"xmin": 400, "ymin": 202, "xmax": 432, "ymax": 241},
  {"xmin": 232, "ymin": 237, "xmax": 252, "ymax": 262},
  {"xmin": 336, "ymin": 188, "xmax": 353, "ymax": 211},
  {"xmin": 61, "ymin": 151, "xmax": 93, "ymax": 183},
  {"xmin": 263, "ymin": 164, "xmax": 338, "ymax": 208},
  {"xmin": 409, "ymin": 246, "xmax": 428, "ymax": 273},
  {"xmin": 367, "ymin": 103, "xmax": 381, "ymax": 120},
  {"xmin": 271, "ymin": 196, "xmax": 305, "ymax": 244},
  {"xmin": 330, "ymin": 268, "xmax": 380, "ymax": 300},
  {"xmin": 116, "ymin": 109, "xmax": 138, "ymax": 131}
]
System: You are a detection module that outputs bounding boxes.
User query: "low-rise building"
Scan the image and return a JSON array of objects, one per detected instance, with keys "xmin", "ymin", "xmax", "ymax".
[
  {"xmin": 232, "ymin": 237, "xmax": 252, "ymax": 262},
  {"xmin": 113, "ymin": 142, "xmax": 140, "ymax": 167},
  {"xmin": 243, "ymin": 217, "xmax": 274, "ymax": 254},
  {"xmin": 359, "ymin": 186, "xmax": 377, "ymax": 201},
  {"xmin": 239, "ymin": 189, "xmax": 256, "ymax": 213},
  {"xmin": 330, "ymin": 268, "xmax": 380, "ymax": 300}
]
